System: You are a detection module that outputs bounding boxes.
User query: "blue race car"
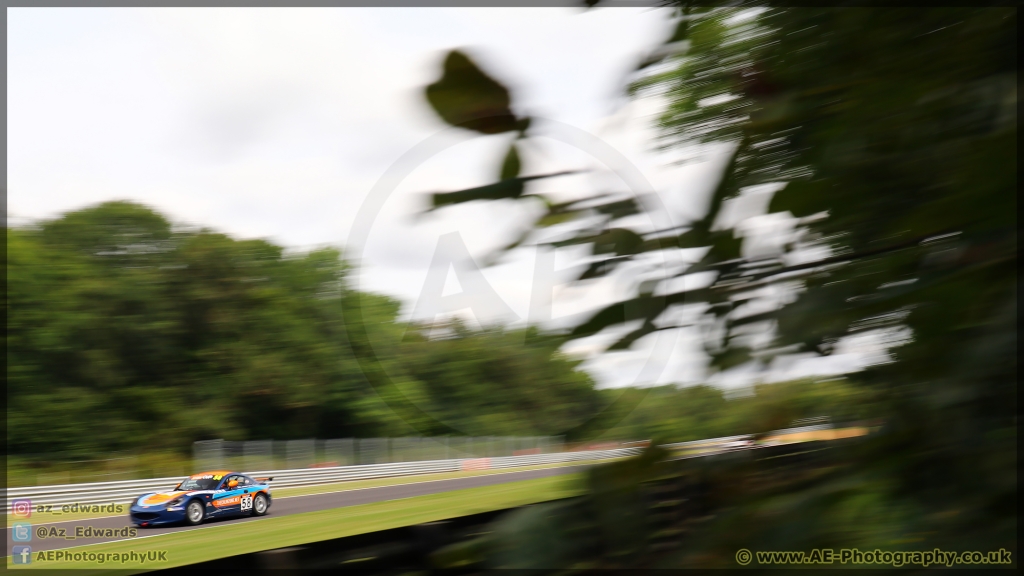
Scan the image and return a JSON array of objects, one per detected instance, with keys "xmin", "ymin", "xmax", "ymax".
[{"xmin": 129, "ymin": 470, "xmax": 273, "ymax": 527}]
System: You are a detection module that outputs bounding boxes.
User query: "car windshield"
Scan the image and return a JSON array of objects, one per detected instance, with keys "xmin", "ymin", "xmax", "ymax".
[{"xmin": 176, "ymin": 477, "xmax": 220, "ymax": 491}]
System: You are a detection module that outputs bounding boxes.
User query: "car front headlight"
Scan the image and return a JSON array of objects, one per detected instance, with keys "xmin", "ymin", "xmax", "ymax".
[{"xmin": 166, "ymin": 496, "xmax": 187, "ymax": 509}]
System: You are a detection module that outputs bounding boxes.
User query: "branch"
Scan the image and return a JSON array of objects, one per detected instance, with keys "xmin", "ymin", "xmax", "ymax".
[{"xmin": 720, "ymin": 230, "xmax": 957, "ymax": 292}]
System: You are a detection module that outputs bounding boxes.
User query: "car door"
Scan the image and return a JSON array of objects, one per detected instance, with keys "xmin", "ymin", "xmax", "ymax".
[
  {"xmin": 209, "ymin": 474, "xmax": 246, "ymax": 516},
  {"xmin": 236, "ymin": 475, "xmax": 258, "ymax": 514}
]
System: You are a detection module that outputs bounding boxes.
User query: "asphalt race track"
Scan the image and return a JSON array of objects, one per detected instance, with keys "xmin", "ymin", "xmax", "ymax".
[{"xmin": 7, "ymin": 465, "xmax": 586, "ymax": 553}]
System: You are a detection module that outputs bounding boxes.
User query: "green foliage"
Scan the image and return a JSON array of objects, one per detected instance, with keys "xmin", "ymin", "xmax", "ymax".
[
  {"xmin": 596, "ymin": 378, "xmax": 877, "ymax": 444},
  {"xmin": 433, "ymin": 445, "xmax": 674, "ymax": 570},
  {"xmin": 415, "ymin": 3, "xmax": 1016, "ymax": 562},
  {"xmin": 499, "ymin": 141, "xmax": 521, "ymax": 181},
  {"xmin": 398, "ymin": 322, "xmax": 604, "ymax": 436},
  {"xmin": 6, "ymin": 202, "xmax": 605, "ymax": 456},
  {"xmin": 425, "ymin": 50, "xmax": 525, "ymax": 135}
]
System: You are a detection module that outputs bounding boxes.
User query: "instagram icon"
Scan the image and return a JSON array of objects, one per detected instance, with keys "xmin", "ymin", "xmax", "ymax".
[{"xmin": 12, "ymin": 499, "xmax": 32, "ymax": 518}]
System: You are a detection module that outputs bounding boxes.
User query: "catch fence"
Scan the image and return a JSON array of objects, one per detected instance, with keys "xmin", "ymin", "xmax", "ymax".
[
  {"xmin": 192, "ymin": 436, "xmax": 566, "ymax": 471},
  {"xmin": 6, "ymin": 447, "xmax": 637, "ymax": 512}
]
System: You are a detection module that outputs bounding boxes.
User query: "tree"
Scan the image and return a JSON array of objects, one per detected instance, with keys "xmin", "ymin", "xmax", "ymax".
[
  {"xmin": 7, "ymin": 201, "xmax": 611, "ymax": 458},
  {"xmin": 593, "ymin": 378, "xmax": 878, "ymax": 445},
  {"xmin": 398, "ymin": 321, "xmax": 603, "ymax": 437},
  {"xmin": 415, "ymin": 3, "xmax": 1015, "ymax": 555}
]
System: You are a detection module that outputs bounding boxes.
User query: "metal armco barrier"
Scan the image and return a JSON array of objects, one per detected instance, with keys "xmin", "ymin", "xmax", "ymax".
[
  {"xmin": 7, "ymin": 426, "xmax": 853, "ymax": 513},
  {"xmin": 5, "ymin": 448, "xmax": 641, "ymax": 512}
]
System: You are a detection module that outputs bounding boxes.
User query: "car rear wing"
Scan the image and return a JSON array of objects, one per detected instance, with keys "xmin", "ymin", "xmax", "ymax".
[{"xmin": 255, "ymin": 477, "xmax": 274, "ymax": 483}]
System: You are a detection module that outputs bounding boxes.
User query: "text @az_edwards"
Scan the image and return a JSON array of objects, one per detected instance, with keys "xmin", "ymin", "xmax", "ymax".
[
  {"xmin": 10, "ymin": 499, "xmax": 124, "ymax": 517},
  {"xmin": 35, "ymin": 525, "xmax": 138, "ymax": 540}
]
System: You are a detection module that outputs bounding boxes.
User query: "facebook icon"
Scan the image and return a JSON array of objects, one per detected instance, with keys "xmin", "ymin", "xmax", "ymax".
[{"xmin": 12, "ymin": 545, "xmax": 32, "ymax": 564}]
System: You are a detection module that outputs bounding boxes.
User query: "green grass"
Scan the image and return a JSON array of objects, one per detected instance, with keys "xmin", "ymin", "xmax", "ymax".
[
  {"xmin": 6, "ymin": 473, "xmax": 586, "ymax": 572},
  {"xmin": 9, "ymin": 458, "xmax": 615, "ymax": 524}
]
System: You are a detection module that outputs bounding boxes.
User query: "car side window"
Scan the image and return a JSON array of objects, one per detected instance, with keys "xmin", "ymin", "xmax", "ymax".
[{"xmin": 222, "ymin": 475, "xmax": 241, "ymax": 490}]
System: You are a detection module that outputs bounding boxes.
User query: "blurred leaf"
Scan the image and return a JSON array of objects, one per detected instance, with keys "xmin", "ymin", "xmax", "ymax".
[
  {"xmin": 537, "ymin": 210, "xmax": 577, "ymax": 228},
  {"xmin": 425, "ymin": 50, "xmax": 522, "ymax": 134},
  {"xmin": 568, "ymin": 287, "xmax": 712, "ymax": 341},
  {"xmin": 569, "ymin": 305, "xmax": 628, "ymax": 340},
  {"xmin": 575, "ymin": 256, "xmax": 630, "ymax": 282},
  {"xmin": 635, "ymin": 15, "xmax": 691, "ymax": 72},
  {"xmin": 551, "ymin": 227, "xmax": 645, "ymax": 257},
  {"xmin": 607, "ymin": 320, "xmax": 658, "ymax": 351},
  {"xmin": 638, "ymin": 231, "xmax": 688, "ymax": 253},
  {"xmin": 591, "ymin": 197, "xmax": 644, "ymax": 220},
  {"xmin": 430, "ymin": 171, "xmax": 579, "ymax": 210},
  {"xmin": 708, "ymin": 344, "xmax": 753, "ymax": 372},
  {"xmin": 535, "ymin": 195, "xmax": 642, "ymax": 230},
  {"xmin": 684, "ymin": 231, "xmax": 743, "ymax": 275},
  {"xmin": 592, "ymin": 228, "xmax": 645, "ymax": 256},
  {"xmin": 499, "ymin": 141, "xmax": 521, "ymax": 181},
  {"xmin": 767, "ymin": 178, "xmax": 829, "ymax": 218},
  {"xmin": 668, "ymin": 12, "xmax": 690, "ymax": 43}
]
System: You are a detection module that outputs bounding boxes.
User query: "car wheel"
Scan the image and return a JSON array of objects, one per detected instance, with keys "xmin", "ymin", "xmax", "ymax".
[
  {"xmin": 252, "ymin": 493, "xmax": 269, "ymax": 517},
  {"xmin": 185, "ymin": 500, "xmax": 205, "ymax": 526}
]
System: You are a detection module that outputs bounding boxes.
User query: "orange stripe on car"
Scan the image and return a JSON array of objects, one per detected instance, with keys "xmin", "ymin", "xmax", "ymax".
[{"xmin": 212, "ymin": 496, "xmax": 241, "ymax": 508}]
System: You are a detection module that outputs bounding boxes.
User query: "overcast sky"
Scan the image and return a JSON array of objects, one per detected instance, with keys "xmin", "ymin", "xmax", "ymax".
[{"xmin": 7, "ymin": 7, "xmax": 882, "ymax": 390}]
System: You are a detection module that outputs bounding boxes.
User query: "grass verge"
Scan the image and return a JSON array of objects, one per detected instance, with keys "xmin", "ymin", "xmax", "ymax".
[
  {"xmin": 8, "ymin": 458, "xmax": 615, "ymax": 524},
  {"xmin": 6, "ymin": 473, "xmax": 585, "ymax": 572}
]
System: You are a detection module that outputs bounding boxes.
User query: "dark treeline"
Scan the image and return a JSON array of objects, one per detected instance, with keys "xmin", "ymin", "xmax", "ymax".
[
  {"xmin": 596, "ymin": 377, "xmax": 877, "ymax": 444},
  {"xmin": 6, "ymin": 201, "xmax": 592, "ymax": 455},
  {"xmin": 6, "ymin": 201, "xmax": 862, "ymax": 457}
]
